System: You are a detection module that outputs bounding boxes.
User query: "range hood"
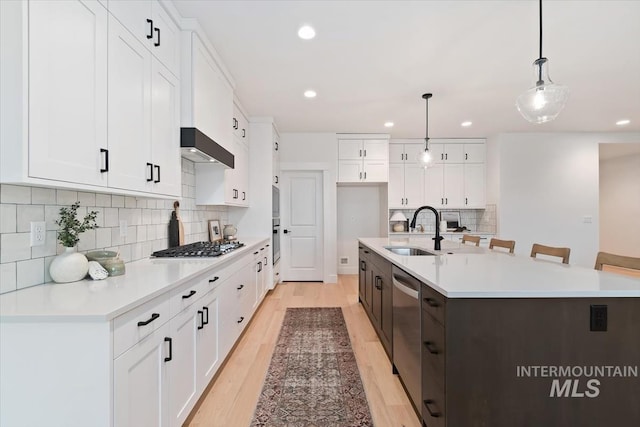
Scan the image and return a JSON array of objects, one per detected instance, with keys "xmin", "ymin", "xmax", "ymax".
[{"xmin": 180, "ymin": 127, "xmax": 234, "ymax": 168}]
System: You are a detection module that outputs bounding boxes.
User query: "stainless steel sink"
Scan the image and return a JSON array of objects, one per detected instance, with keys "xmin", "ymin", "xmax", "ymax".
[{"xmin": 384, "ymin": 246, "xmax": 435, "ymax": 256}]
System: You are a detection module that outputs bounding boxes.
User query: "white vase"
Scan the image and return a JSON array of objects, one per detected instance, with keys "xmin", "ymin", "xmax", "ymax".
[{"xmin": 49, "ymin": 247, "xmax": 89, "ymax": 283}]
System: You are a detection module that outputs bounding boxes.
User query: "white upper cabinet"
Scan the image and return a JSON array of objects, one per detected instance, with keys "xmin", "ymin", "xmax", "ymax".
[
  {"xmin": 0, "ymin": 0, "xmax": 181, "ymax": 198},
  {"xmin": 108, "ymin": 16, "xmax": 180, "ymax": 197},
  {"xmin": 423, "ymin": 139, "xmax": 486, "ymax": 208},
  {"xmin": 107, "ymin": 16, "xmax": 153, "ymax": 193},
  {"xmin": 16, "ymin": 0, "xmax": 108, "ymax": 187},
  {"xmin": 388, "ymin": 143, "xmax": 425, "ymax": 208},
  {"xmin": 233, "ymin": 103, "xmax": 249, "ymax": 146},
  {"xmin": 108, "ymin": 0, "xmax": 180, "ymax": 76},
  {"xmin": 185, "ymin": 34, "xmax": 234, "ymax": 154},
  {"xmin": 337, "ymin": 137, "xmax": 389, "ymax": 183}
]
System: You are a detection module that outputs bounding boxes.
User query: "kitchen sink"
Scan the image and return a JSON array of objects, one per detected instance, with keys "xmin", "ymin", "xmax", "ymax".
[{"xmin": 384, "ymin": 246, "xmax": 435, "ymax": 256}]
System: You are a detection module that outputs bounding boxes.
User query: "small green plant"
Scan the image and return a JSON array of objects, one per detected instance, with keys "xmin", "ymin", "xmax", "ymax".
[{"xmin": 55, "ymin": 202, "xmax": 99, "ymax": 248}]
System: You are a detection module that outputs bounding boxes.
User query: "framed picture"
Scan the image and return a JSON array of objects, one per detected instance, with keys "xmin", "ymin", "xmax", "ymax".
[{"xmin": 208, "ymin": 220, "xmax": 221, "ymax": 242}]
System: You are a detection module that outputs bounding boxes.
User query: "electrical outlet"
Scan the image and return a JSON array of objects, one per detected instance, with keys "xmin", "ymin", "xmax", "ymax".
[
  {"xmin": 340, "ymin": 257, "xmax": 349, "ymax": 265},
  {"xmin": 119, "ymin": 220, "xmax": 128, "ymax": 237},
  {"xmin": 583, "ymin": 215, "xmax": 593, "ymax": 224},
  {"xmin": 30, "ymin": 221, "xmax": 46, "ymax": 246}
]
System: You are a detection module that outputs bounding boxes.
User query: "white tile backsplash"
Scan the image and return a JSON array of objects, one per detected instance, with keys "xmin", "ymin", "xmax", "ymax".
[
  {"xmin": 0, "ymin": 204, "xmax": 16, "ymax": 233},
  {"xmin": 16, "ymin": 258, "xmax": 44, "ymax": 290},
  {"xmin": 0, "ymin": 160, "xmax": 228, "ymax": 294},
  {"xmin": 1, "ymin": 185, "xmax": 31, "ymax": 204},
  {"xmin": 390, "ymin": 205, "xmax": 497, "ymax": 233}
]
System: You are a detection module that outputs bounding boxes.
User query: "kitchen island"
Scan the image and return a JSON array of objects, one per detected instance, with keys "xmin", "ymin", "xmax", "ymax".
[{"xmin": 359, "ymin": 237, "xmax": 640, "ymax": 427}]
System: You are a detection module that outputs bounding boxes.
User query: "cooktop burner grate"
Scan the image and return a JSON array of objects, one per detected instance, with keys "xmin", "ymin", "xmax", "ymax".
[{"xmin": 151, "ymin": 241, "xmax": 244, "ymax": 258}]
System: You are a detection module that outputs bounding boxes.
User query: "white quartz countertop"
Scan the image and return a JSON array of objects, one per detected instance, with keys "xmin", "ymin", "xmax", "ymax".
[
  {"xmin": 0, "ymin": 237, "xmax": 269, "ymax": 321},
  {"xmin": 360, "ymin": 237, "xmax": 640, "ymax": 298}
]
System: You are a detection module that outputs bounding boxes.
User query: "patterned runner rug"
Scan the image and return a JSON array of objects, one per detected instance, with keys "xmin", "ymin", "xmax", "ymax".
[{"xmin": 251, "ymin": 307, "xmax": 374, "ymax": 427}]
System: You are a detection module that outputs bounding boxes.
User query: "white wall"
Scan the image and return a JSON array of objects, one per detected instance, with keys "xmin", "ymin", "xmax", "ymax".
[
  {"xmin": 498, "ymin": 132, "xmax": 640, "ymax": 267},
  {"xmin": 279, "ymin": 132, "xmax": 338, "ymax": 283},
  {"xmin": 599, "ymin": 151, "xmax": 640, "ymax": 257},
  {"xmin": 337, "ymin": 185, "xmax": 386, "ymax": 274}
]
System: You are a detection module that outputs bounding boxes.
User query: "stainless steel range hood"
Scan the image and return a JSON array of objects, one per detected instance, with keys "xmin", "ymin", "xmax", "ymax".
[{"xmin": 180, "ymin": 127, "xmax": 234, "ymax": 168}]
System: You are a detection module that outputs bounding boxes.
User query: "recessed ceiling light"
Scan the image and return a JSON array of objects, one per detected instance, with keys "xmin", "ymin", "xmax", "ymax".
[
  {"xmin": 616, "ymin": 119, "xmax": 630, "ymax": 126},
  {"xmin": 298, "ymin": 25, "xmax": 316, "ymax": 40},
  {"xmin": 304, "ymin": 90, "xmax": 317, "ymax": 98},
  {"xmin": 461, "ymin": 121, "xmax": 473, "ymax": 127},
  {"xmin": 209, "ymin": 159, "xmax": 215, "ymax": 162},
  {"xmin": 384, "ymin": 122, "xmax": 394, "ymax": 128}
]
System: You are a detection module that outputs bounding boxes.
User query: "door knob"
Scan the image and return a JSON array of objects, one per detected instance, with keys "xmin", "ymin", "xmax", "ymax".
[{"xmin": 283, "ymin": 229, "xmax": 290, "ymax": 234}]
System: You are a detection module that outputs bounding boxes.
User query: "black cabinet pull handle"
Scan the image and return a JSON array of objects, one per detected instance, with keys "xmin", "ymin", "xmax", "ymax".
[
  {"xmin": 237, "ymin": 316, "xmax": 245, "ymax": 324},
  {"xmin": 254, "ymin": 251, "xmax": 259, "ymax": 255},
  {"xmin": 137, "ymin": 312, "xmax": 160, "ymax": 327},
  {"xmin": 364, "ymin": 250, "xmax": 369, "ymax": 254},
  {"xmin": 364, "ymin": 149, "xmax": 367, "ymax": 157},
  {"xmin": 242, "ymin": 191, "xmax": 246, "ymax": 201},
  {"xmin": 445, "ymin": 198, "xmax": 448, "ymax": 205},
  {"xmin": 154, "ymin": 27, "xmax": 160, "ymax": 47},
  {"xmin": 359, "ymin": 149, "xmax": 362, "ymax": 157},
  {"xmin": 375, "ymin": 276, "xmax": 382, "ymax": 290},
  {"xmin": 258, "ymin": 261, "xmax": 262, "ymax": 272},
  {"xmin": 100, "ymin": 148, "xmax": 109, "ymax": 172},
  {"xmin": 198, "ymin": 310, "xmax": 204, "ymax": 330},
  {"xmin": 424, "ymin": 341, "xmax": 440, "ymax": 354},
  {"xmin": 203, "ymin": 306, "xmax": 209, "ymax": 325},
  {"xmin": 266, "ymin": 244, "xmax": 270, "ymax": 247},
  {"xmin": 465, "ymin": 197, "xmax": 468, "ymax": 205},
  {"xmin": 146, "ymin": 162, "xmax": 154, "ymax": 182},
  {"xmin": 424, "ymin": 399, "xmax": 442, "ymax": 418},
  {"xmin": 237, "ymin": 284, "xmax": 244, "ymax": 290},
  {"xmin": 146, "ymin": 19, "xmax": 153, "ymax": 39},
  {"xmin": 424, "ymin": 297, "xmax": 440, "ymax": 307},
  {"xmin": 364, "ymin": 171, "xmax": 367, "ymax": 179},
  {"xmin": 283, "ymin": 229, "xmax": 289, "ymax": 234},
  {"xmin": 445, "ymin": 153, "xmax": 448, "ymax": 160},
  {"xmin": 275, "ymin": 141, "xmax": 278, "ymax": 151},
  {"xmin": 275, "ymin": 176, "xmax": 279, "ymax": 184},
  {"xmin": 441, "ymin": 153, "xmax": 444, "ymax": 160},
  {"xmin": 182, "ymin": 290, "xmax": 196, "ymax": 299},
  {"xmin": 441, "ymin": 198, "xmax": 444, "ymax": 205},
  {"xmin": 242, "ymin": 129, "xmax": 246, "ymax": 138},
  {"xmin": 209, "ymin": 276, "xmax": 219, "ymax": 283},
  {"xmin": 154, "ymin": 165, "xmax": 160, "ymax": 183},
  {"xmin": 465, "ymin": 153, "xmax": 468, "ymax": 160},
  {"xmin": 164, "ymin": 337, "xmax": 172, "ymax": 362},
  {"xmin": 360, "ymin": 261, "xmax": 366, "ymax": 271}
]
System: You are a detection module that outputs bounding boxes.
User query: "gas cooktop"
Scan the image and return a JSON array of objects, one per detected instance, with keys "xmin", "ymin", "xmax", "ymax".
[{"xmin": 151, "ymin": 241, "xmax": 245, "ymax": 258}]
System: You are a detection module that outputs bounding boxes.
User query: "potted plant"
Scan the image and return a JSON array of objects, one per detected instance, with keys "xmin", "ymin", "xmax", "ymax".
[{"xmin": 49, "ymin": 202, "xmax": 98, "ymax": 283}]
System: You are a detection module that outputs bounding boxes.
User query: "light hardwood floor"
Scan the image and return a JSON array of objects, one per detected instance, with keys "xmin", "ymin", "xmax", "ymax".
[{"xmin": 187, "ymin": 275, "xmax": 421, "ymax": 427}]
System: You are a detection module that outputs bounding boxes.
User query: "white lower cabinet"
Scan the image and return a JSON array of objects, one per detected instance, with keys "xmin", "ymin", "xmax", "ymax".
[
  {"xmin": 114, "ymin": 322, "xmax": 170, "ymax": 427},
  {"xmin": 196, "ymin": 287, "xmax": 221, "ymax": 393}
]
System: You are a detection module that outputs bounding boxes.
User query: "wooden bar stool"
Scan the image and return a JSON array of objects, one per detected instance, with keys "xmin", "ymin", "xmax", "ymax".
[
  {"xmin": 461, "ymin": 234, "xmax": 481, "ymax": 246},
  {"xmin": 489, "ymin": 238, "xmax": 515, "ymax": 253},
  {"xmin": 594, "ymin": 252, "xmax": 640, "ymax": 276},
  {"xmin": 530, "ymin": 243, "xmax": 571, "ymax": 264}
]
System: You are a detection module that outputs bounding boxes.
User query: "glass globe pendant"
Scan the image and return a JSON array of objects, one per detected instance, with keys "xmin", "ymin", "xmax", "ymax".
[
  {"xmin": 516, "ymin": 0, "xmax": 569, "ymax": 123},
  {"xmin": 420, "ymin": 93, "xmax": 433, "ymax": 168},
  {"xmin": 516, "ymin": 57, "xmax": 569, "ymax": 123}
]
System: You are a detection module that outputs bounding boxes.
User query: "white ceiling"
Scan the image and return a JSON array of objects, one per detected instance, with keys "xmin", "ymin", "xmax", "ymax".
[{"xmin": 172, "ymin": 0, "xmax": 640, "ymax": 139}]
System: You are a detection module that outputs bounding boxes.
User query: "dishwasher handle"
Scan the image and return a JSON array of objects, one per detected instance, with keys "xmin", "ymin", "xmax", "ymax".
[{"xmin": 393, "ymin": 273, "xmax": 419, "ymax": 300}]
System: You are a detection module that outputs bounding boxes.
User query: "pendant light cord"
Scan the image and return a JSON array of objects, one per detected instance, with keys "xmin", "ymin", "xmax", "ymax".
[
  {"xmin": 425, "ymin": 97, "xmax": 429, "ymax": 151},
  {"xmin": 539, "ymin": 0, "xmax": 543, "ymax": 60}
]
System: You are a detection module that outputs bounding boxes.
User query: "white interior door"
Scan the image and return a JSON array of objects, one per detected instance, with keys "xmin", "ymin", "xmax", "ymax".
[{"xmin": 281, "ymin": 171, "xmax": 324, "ymax": 281}]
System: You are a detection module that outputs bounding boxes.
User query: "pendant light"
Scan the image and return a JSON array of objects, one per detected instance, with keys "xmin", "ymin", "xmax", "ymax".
[
  {"xmin": 420, "ymin": 93, "xmax": 433, "ymax": 168},
  {"xmin": 516, "ymin": 0, "xmax": 569, "ymax": 124}
]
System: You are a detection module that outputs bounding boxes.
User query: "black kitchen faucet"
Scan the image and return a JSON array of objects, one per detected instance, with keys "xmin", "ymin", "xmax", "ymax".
[{"xmin": 410, "ymin": 206, "xmax": 444, "ymax": 251}]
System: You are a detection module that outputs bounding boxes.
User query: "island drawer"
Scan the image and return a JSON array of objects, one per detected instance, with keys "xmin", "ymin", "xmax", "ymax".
[
  {"xmin": 113, "ymin": 293, "xmax": 171, "ymax": 358},
  {"xmin": 421, "ymin": 283, "xmax": 446, "ymax": 326},
  {"xmin": 421, "ymin": 309, "xmax": 445, "ymax": 389},
  {"xmin": 421, "ymin": 376, "xmax": 445, "ymax": 427}
]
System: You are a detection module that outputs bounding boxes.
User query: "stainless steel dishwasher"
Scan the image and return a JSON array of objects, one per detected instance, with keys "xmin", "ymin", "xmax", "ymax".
[{"xmin": 392, "ymin": 265, "xmax": 421, "ymax": 412}]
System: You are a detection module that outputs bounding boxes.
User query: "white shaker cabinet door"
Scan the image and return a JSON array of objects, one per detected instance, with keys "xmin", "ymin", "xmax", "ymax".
[
  {"xmin": 151, "ymin": 1, "xmax": 180, "ymax": 76},
  {"xmin": 444, "ymin": 163, "xmax": 465, "ymax": 207},
  {"xmin": 107, "ymin": 0, "xmax": 152, "ymax": 47},
  {"xmin": 107, "ymin": 16, "xmax": 152, "ymax": 192},
  {"xmin": 28, "ymin": 0, "xmax": 108, "ymax": 186},
  {"xmin": 464, "ymin": 143, "xmax": 486, "ymax": 163},
  {"xmin": 362, "ymin": 160, "xmax": 388, "ymax": 182},
  {"xmin": 338, "ymin": 139, "xmax": 364, "ymax": 160},
  {"xmin": 151, "ymin": 60, "xmax": 181, "ymax": 197},
  {"xmin": 196, "ymin": 288, "xmax": 221, "ymax": 394},
  {"xmin": 388, "ymin": 164, "xmax": 405, "ymax": 208},
  {"xmin": 167, "ymin": 306, "xmax": 199, "ymax": 427},
  {"xmin": 464, "ymin": 163, "xmax": 486, "ymax": 208},
  {"xmin": 338, "ymin": 160, "xmax": 363, "ymax": 182},
  {"xmin": 424, "ymin": 163, "xmax": 444, "ymax": 208},
  {"xmin": 363, "ymin": 139, "xmax": 388, "ymax": 160},
  {"xmin": 403, "ymin": 164, "xmax": 425, "ymax": 209},
  {"xmin": 114, "ymin": 322, "xmax": 170, "ymax": 427}
]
